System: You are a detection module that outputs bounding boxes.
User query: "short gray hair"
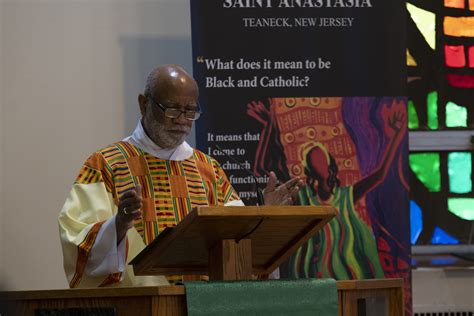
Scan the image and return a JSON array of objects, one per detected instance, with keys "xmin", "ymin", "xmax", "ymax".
[{"xmin": 143, "ymin": 68, "xmax": 160, "ymax": 97}]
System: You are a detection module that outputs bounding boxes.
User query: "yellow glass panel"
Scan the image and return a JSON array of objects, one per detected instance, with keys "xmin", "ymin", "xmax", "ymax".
[
  {"xmin": 407, "ymin": 0, "xmax": 436, "ymax": 49},
  {"xmin": 407, "ymin": 3, "xmax": 436, "ymax": 49},
  {"xmin": 444, "ymin": 17, "xmax": 474, "ymax": 37},
  {"xmin": 470, "ymin": 0, "xmax": 474, "ymax": 10},
  {"xmin": 407, "ymin": 49, "xmax": 417, "ymax": 66}
]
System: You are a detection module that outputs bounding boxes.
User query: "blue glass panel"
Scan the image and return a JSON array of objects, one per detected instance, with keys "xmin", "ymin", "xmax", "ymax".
[
  {"xmin": 431, "ymin": 227, "xmax": 459, "ymax": 244},
  {"xmin": 410, "ymin": 200, "xmax": 423, "ymax": 244},
  {"xmin": 431, "ymin": 258, "xmax": 457, "ymax": 265}
]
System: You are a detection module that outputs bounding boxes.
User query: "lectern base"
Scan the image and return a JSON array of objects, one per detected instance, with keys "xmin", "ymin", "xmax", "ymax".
[{"xmin": 208, "ymin": 239, "xmax": 252, "ymax": 280}]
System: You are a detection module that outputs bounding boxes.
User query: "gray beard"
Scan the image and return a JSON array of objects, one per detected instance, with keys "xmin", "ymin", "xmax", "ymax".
[{"xmin": 145, "ymin": 119, "xmax": 189, "ymax": 149}]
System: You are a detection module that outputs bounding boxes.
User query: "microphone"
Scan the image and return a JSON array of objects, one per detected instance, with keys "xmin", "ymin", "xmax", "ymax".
[{"xmin": 214, "ymin": 145, "xmax": 265, "ymax": 206}]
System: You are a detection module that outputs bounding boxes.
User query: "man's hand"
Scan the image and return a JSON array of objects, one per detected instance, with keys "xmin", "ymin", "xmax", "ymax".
[
  {"xmin": 263, "ymin": 172, "xmax": 303, "ymax": 205},
  {"xmin": 115, "ymin": 185, "xmax": 142, "ymax": 243}
]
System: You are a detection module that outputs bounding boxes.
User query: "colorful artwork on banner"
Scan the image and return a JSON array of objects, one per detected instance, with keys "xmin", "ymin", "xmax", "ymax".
[{"xmin": 248, "ymin": 96, "xmax": 410, "ymax": 303}]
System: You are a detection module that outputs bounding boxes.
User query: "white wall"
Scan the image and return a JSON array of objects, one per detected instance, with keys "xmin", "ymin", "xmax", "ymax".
[{"xmin": 1, "ymin": 0, "xmax": 193, "ymax": 290}]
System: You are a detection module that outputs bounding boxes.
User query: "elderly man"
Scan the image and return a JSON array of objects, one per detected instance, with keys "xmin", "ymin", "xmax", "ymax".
[{"xmin": 59, "ymin": 65, "xmax": 302, "ymax": 288}]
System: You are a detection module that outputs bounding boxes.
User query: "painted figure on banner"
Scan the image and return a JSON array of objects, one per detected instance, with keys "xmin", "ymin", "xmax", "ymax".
[{"xmin": 248, "ymin": 97, "xmax": 411, "ymax": 308}]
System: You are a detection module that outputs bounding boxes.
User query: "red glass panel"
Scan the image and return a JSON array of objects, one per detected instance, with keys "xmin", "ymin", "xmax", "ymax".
[
  {"xmin": 444, "ymin": 45, "xmax": 466, "ymax": 68},
  {"xmin": 446, "ymin": 74, "xmax": 474, "ymax": 88},
  {"xmin": 469, "ymin": 46, "xmax": 474, "ymax": 68}
]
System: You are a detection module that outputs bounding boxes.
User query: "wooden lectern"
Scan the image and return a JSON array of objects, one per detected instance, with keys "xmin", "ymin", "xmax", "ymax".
[
  {"xmin": 130, "ymin": 205, "xmax": 336, "ymax": 280},
  {"xmin": 1, "ymin": 205, "xmax": 405, "ymax": 315}
]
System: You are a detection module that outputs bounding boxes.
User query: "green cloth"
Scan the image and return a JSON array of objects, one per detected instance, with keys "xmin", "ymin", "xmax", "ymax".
[{"xmin": 184, "ymin": 279, "xmax": 338, "ymax": 316}]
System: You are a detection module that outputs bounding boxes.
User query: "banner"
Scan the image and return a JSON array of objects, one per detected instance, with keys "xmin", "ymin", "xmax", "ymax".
[{"xmin": 191, "ymin": 0, "xmax": 410, "ymax": 313}]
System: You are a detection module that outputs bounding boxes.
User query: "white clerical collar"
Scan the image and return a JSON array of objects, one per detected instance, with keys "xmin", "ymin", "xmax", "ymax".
[{"xmin": 123, "ymin": 121, "xmax": 194, "ymax": 161}]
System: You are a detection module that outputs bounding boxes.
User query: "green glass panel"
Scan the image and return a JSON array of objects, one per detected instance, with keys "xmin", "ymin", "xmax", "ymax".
[
  {"xmin": 446, "ymin": 101, "xmax": 467, "ymax": 127},
  {"xmin": 448, "ymin": 152, "xmax": 472, "ymax": 193},
  {"xmin": 409, "ymin": 153, "xmax": 441, "ymax": 192},
  {"xmin": 427, "ymin": 91, "xmax": 438, "ymax": 130},
  {"xmin": 448, "ymin": 198, "xmax": 474, "ymax": 220},
  {"xmin": 408, "ymin": 100, "xmax": 420, "ymax": 129}
]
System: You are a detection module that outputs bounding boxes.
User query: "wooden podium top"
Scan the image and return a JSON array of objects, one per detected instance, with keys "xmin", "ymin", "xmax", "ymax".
[
  {"xmin": 131, "ymin": 205, "xmax": 335, "ymax": 276},
  {"xmin": 0, "ymin": 279, "xmax": 403, "ymax": 300}
]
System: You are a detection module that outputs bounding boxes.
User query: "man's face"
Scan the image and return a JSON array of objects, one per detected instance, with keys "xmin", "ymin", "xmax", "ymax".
[{"xmin": 142, "ymin": 92, "xmax": 197, "ymax": 149}]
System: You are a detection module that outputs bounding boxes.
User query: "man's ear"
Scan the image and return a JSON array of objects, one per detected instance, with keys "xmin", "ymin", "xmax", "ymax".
[{"xmin": 138, "ymin": 94, "xmax": 147, "ymax": 116}]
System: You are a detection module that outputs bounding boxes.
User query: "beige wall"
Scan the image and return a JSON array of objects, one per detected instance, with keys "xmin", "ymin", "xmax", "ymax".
[
  {"xmin": 413, "ymin": 268, "xmax": 474, "ymax": 312},
  {"xmin": 1, "ymin": 0, "xmax": 193, "ymax": 290},
  {"xmin": 0, "ymin": 0, "xmax": 4, "ymax": 288}
]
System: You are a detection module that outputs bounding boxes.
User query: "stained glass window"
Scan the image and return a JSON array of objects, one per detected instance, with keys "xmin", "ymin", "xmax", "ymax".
[
  {"xmin": 410, "ymin": 200, "xmax": 423, "ymax": 244},
  {"xmin": 431, "ymin": 227, "xmax": 460, "ymax": 244},
  {"xmin": 444, "ymin": 45, "xmax": 466, "ymax": 68},
  {"xmin": 409, "ymin": 153, "xmax": 441, "ymax": 192},
  {"xmin": 448, "ymin": 198, "xmax": 474, "ymax": 220},
  {"xmin": 448, "ymin": 152, "xmax": 472, "ymax": 193},
  {"xmin": 426, "ymin": 92, "xmax": 439, "ymax": 130},
  {"xmin": 445, "ymin": 102, "xmax": 467, "ymax": 127},
  {"xmin": 444, "ymin": 0, "xmax": 464, "ymax": 9},
  {"xmin": 407, "ymin": 0, "xmax": 474, "ymax": 246},
  {"xmin": 469, "ymin": 46, "xmax": 474, "ymax": 68}
]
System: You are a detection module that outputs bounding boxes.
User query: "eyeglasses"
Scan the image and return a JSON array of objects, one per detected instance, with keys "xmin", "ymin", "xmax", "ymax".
[{"xmin": 147, "ymin": 95, "xmax": 202, "ymax": 121}]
